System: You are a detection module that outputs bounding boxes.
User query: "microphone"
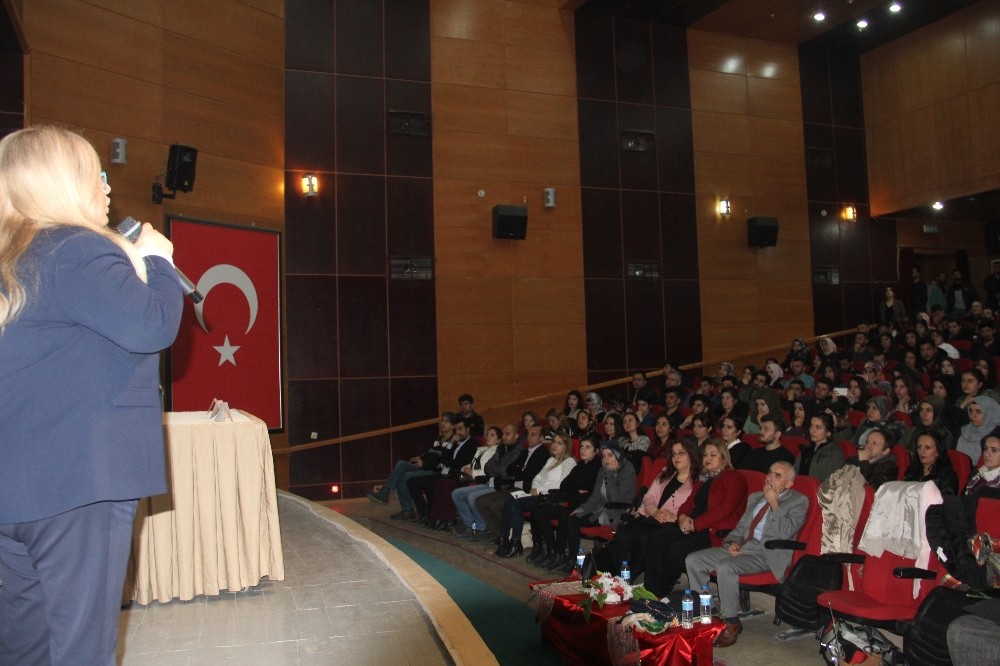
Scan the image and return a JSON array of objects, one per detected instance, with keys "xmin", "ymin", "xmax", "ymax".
[{"xmin": 116, "ymin": 216, "xmax": 203, "ymax": 303}]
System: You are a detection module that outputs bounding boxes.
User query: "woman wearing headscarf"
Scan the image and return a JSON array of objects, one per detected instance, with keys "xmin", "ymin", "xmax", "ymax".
[
  {"xmin": 900, "ymin": 396, "xmax": 955, "ymax": 454},
  {"xmin": 743, "ymin": 389, "xmax": 782, "ymax": 435},
  {"xmin": 956, "ymin": 396, "xmax": 1000, "ymax": 462},
  {"xmin": 932, "ymin": 374, "xmax": 966, "ymax": 440},
  {"xmin": 570, "ymin": 407, "xmax": 597, "ymax": 439},
  {"xmin": 817, "ymin": 336, "xmax": 839, "ymax": 365},
  {"xmin": 782, "ymin": 338, "xmax": 812, "ymax": 371},
  {"xmin": 765, "ymin": 360, "xmax": 785, "ymax": 391},
  {"xmin": 556, "ymin": 442, "xmax": 636, "ymax": 574},
  {"xmin": 850, "ymin": 396, "xmax": 905, "ymax": 449}
]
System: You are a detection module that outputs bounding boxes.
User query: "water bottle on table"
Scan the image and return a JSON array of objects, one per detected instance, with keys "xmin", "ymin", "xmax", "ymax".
[
  {"xmin": 681, "ymin": 589, "xmax": 694, "ymax": 628},
  {"xmin": 699, "ymin": 584, "xmax": 712, "ymax": 624},
  {"xmin": 620, "ymin": 561, "xmax": 630, "ymax": 584},
  {"xmin": 575, "ymin": 547, "xmax": 586, "ymax": 575}
]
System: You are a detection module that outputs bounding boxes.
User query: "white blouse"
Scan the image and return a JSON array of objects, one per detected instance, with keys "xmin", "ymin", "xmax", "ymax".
[{"xmin": 531, "ymin": 456, "xmax": 577, "ymax": 494}]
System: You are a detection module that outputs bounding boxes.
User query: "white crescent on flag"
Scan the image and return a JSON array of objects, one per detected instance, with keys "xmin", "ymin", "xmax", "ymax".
[{"xmin": 193, "ymin": 264, "xmax": 259, "ymax": 334}]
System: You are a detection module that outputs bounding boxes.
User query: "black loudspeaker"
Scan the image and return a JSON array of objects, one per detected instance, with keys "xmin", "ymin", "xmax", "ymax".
[
  {"xmin": 986, "ymin": 220, "xmax": 1000, "ymax": 255},
  {"xmin": 747, "ymin": 216, "xmax": 779, "ymax": 247},
  {"xmin": 492, "ymin": 204, "xmax": 528, "ymax": 240},
  {"xmin": 166, "ymin": 144, "xmax": 197, "ymax": 192}
]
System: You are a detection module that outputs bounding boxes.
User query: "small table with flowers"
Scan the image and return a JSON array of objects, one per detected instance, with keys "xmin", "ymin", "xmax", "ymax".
[{"xmin": 532, "ymin": 578, "xmax": 725, "ymax": 666}]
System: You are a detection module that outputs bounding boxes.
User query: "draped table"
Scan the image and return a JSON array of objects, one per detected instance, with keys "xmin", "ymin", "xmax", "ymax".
[
  {"xmin": 128, "ymin": 411, "xmax": 284, "ymax": 604},
  {"xmin": 532, "ymin": 581, "xmax": 724, "ymax": 666}
]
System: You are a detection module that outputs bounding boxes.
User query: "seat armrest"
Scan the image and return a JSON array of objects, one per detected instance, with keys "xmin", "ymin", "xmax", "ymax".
[
  {"xmin": 822, "ymin": 553, "xmax": 865, "ymax": 565},
  {"xmin": 893, "ymin": 567, "xmax": 936, "ymax": 580},
  {"xmin": 716, "ymin": 529, "xmax": 732, "ymax": 539},
  {"xmin": 764, "ymin": 539, "xmax": 805, "ymax": 551}
]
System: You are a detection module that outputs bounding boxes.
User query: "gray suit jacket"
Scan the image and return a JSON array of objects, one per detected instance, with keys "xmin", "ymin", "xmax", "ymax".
[{"xmin": 724, "ymin": 489, "xmax": 809, "ymax": 581}]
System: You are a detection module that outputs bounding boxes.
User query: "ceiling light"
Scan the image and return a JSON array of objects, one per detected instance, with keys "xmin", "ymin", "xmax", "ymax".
[
  {"xmin": 889, "ymin": 2, "xmax": 902, "ymax": 13},
  {"xmin": 814, "ymin": 12, "xmax": 826, "ymax": 21},
  {"xmin": 857, "ymin": 19, "xmax": 869, "ymax": 29},
  {"xmin": 932, "ymin": 201, "xmax": 944, "ymax": 210}
]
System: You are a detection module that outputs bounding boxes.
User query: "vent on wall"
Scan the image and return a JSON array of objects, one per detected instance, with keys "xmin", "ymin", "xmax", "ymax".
[
  {"xmin": 390, "ymin": 256, "xmax": 433, "ymax": 280},
  {"xmin": 387, "ymin": 110, "xmax": 431, "ymax": 136},
  {"xmin": 626, "ymin": 260, "xmax": 660, "ymax": 280}
]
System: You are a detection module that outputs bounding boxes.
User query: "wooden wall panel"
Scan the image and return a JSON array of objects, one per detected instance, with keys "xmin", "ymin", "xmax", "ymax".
[
  {"xmin": 507, "ymin": 91, "xmax": 577, "ymax": 140},
  {"xmin": 433, "ymin": 0, "xmax": 585, "ymax": 417},
  {"xmin": 29, "ymin": 53, "xmax": 164, "ymax": 142},
  {"xmin": 432, "ymin": 84, "xmax": 508, "ymax": 134},
  {"xmin": 431, "ymin": 0, "xmax": 504, "ymax": 42},
  {"xmin": 25, "ymin": 0, "xmax": 163, "ymax": 79},
  {"xmin": 431, "ymin": 37, "xmax": 507, "ymax": 87},
  {"xmin": 863, "ymin": 0, "xmax": 1000, "ymax": 216},
  {"xmin": 689, "ymin": 29, "xmax": 811, "ymax": 360},
  {"xmin": 163, "ymin": 0, "xmax": 283, "ymax": 64},
  {"xmin": 505, "ymin": 45, "xmax": 576, "ymax": 95}
]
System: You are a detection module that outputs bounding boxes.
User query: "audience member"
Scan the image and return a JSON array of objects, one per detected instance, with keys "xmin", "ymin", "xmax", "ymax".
[
  {"xmin": 608, "ymin": 439, "xmax": 700, "ymax": 580},
  {"xmin": 685, "ymin": 461, "xmax": 807, "ymax": 648},
  {"xmin": 474, "ymin": 425, "xmax": 550, "ymax": 537},
  {"xmin": 620, "ymin": 411, "xmax": 651, "ymax": 469},
  {"xmin": 964, "ymin": 427, "xmax": 1000, "ymax": 497},
  {"xmin": 642, "ymin": 439, "xmax": 748, "ymax": 597},
  {"xmin": 956, "ymin": 396, "xmax": 1000, "ymax": 462},
  {"xmin": 530, "ymin": 434, "xmax": 603, "ymax": 568},
  {"xmin": 495, "ymin": 431, "xmax": 576, "ymax": 558},
  {"xmin": 457, "ymin": 393, "xmax": 485, "ymax": 437},
  {"xmin": 408, "ymin": 420, "xmax": 477, "ymax": 525},
  {"xmin": 563, "ymin": 390, "xmax": 584, "ymax": 420},
  {"xmin": 845, "ymin": 427, "xmax": 898, "ymax": 489},
  {"xmin": 451, "ymin": 425, "xmax": 519, "ymax": 538},
  {"xmin": 558, "ymin": 442, "xmax": 637, "ymax": 574},
  {"xmin": 738, "ymin": 415, "xmax": 795, "ymax": 474},
  {"xmin": 719, "ymin": 416, "xmax": 750, "ymax": 469},
  {"xmin": 795, "ymin": 413, "xmax": 844, "ymax": 482},
  {"xmin": 903, "ymin": 431, "xmax": 959, "ymax": 496}
]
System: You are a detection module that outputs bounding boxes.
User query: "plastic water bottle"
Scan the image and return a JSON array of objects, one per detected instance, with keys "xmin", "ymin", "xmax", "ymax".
[
  {"xmin": 681, "ymin": 589, "xmax": 694, "ymax": 628},
  {"xmin": 699, "ymin": 584, "xmax": 712, "ymax": 624},
  {"xmin": 620, "ymin": 561, "xmax": 631, "ymax": 584},
  {"xmin": 575, "ymin": 547, "xmax": 586, "ymax": 573}
]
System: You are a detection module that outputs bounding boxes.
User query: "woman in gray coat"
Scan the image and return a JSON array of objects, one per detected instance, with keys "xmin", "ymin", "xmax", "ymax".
[{"xmin": 553, "ymin": 442, "xmax": 636, "ymax": 573}]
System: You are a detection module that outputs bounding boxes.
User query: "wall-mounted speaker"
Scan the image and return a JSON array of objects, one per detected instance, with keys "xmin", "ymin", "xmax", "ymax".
[
  {"xmin": 492, "ymin": 204, "xmax": 528, "ymax": 240},
  {"xmin": 747, "ymin": 216, "xmax": 779, "ymax": 247},
  {"xmin": 166, "ymin": 144, "xmax": 197, "ymax": 192}
]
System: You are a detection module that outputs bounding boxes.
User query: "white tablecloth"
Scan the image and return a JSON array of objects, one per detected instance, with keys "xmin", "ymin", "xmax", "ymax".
[{"xmin": 129, "ymin": 411, "xmax": 284, "ymax": 604}]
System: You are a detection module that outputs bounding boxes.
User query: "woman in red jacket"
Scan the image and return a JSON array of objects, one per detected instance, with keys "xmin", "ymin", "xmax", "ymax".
[{"xmin": 640, "ymin": 438, "xmax": 748, "ymax": 597}]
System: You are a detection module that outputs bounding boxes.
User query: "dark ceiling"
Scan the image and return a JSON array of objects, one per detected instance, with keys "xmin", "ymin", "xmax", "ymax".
[
  {"xmin": 574, "ymin": 0, "xmax": 996, "ymax": 224},
  {"xmin": 575, "ymin": 0, "xmax": 981, "ymax": 52}
]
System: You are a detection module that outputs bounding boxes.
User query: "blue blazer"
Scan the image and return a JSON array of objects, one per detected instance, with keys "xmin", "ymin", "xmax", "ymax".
[{"xmin": 0, "ymin": 226, "xmax": 183, "ymax": 523}]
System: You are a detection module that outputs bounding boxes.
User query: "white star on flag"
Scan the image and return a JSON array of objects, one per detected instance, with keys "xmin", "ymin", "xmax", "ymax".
[{"xmin": 213, "ymin": 335, "xmax": 240, "ymax": 366}]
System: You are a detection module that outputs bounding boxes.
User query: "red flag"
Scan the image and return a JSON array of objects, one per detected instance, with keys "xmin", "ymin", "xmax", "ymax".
[{"xmin": 168, "ymin": 219, "xmax": 282, "ymax": 429}]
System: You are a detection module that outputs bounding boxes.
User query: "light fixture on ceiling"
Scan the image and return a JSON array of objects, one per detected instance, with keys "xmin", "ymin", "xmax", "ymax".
[
  {"xmin": 717, "ymin": 198, "xmax": 732, "ymax": 218},
  {"xmin": 889, "ymin": 2, "xmax": 902, "ymax": 13},
  {"xmin": 857, "ymin": 19, "xmax": 869, "ymax": 29},
  {"xmin": 932, "ymin": 201, "xmax": 944, "ymax": 210},
  {"xmin": 301, "ymin": 174, "xmax": 318, "ymax": 197},
  {"xmin": 813, "ymin": 11, "xmax": 826, "ymax": 22}
]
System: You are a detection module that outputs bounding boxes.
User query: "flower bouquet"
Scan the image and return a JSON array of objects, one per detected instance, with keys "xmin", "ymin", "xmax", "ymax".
[{"xmin": 578, "ymin": 571, "xmax": 658, "ymax": 623}]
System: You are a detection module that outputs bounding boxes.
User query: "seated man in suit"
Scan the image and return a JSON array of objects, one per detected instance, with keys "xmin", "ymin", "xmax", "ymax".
[{"xmin": 685, "ymin": 461, "xmax": 808, "ymax": 648}]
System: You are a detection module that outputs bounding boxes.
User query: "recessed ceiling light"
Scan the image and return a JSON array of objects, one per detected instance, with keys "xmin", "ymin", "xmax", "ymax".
[
  {"xmin": 857, "ymin": 19, "xmax": 869, "ymax": 29},
  {"xmin": 932, "ymin": 201, "xmax": 944, "ymax": 210},
  {"xmin": 814, "ymin": 11, "xmax": 826, "ymax": 21},
  {"xmin": 889, "ymin": 2, "xmax": 902, "ymax": 13}
]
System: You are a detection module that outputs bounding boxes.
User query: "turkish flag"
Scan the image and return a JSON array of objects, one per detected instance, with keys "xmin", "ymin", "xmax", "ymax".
[{"xmin": 167, "ymin": 218, "xmax": 282, "ymax": 429}]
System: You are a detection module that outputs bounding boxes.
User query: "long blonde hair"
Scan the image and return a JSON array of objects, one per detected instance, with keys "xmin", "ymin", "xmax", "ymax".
[{"xmin": 0, "ymin": 126, "xmax": 146, "ymax": 329}]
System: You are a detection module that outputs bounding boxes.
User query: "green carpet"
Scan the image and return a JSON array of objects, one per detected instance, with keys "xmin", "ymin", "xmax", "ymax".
[{"xmin": 387, "ymin": 538, "xmax": 563, "ymax": 665}]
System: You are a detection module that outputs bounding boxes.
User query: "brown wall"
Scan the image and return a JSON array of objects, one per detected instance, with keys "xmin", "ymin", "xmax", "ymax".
[
  {"xmin": 18, "ymin": 0, "xmax": 288, "ymax": 473},
  {"xmin": 863, "ymin": 0, "xmax": 1000, "ymax": 216},
  {"xmin": 687, "ymin": 29, "xmax": 813, "ymax": 360},
  {"xmin": 430, "ymin": 0, "xmax": 586, "ymax": 426}
]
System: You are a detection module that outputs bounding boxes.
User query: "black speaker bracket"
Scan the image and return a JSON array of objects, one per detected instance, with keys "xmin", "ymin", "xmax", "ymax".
[{"xmin": 152, "ymin": 182, "xmax": 176, "ymax": 205}]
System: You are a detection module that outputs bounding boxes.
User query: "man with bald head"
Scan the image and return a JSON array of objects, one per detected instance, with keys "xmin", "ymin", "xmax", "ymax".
[{"xmin": 685, "ymin": 461, "xmax": 808, "ymax": 648}]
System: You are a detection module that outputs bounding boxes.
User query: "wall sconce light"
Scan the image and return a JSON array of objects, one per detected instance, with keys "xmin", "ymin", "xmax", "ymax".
[
  {"xmin": 301, "ymin": 174, "xmax": 318, "ymax": 197},
  {"xmin": 842, "ymin": 205, "xmax": 857, "ymax": 221},
  {"xmin": 717, "ymin": 198, "xmax": 732, "ymax": 218}
]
